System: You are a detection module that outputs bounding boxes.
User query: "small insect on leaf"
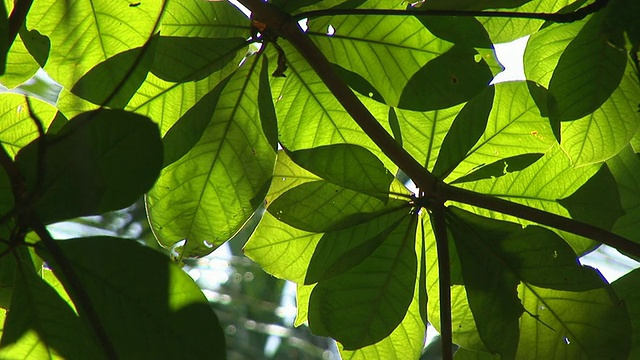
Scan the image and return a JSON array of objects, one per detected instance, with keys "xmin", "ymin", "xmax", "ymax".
[{"xmin": 129, "ymin": 2, "xmax": 141, "ymax": 7}]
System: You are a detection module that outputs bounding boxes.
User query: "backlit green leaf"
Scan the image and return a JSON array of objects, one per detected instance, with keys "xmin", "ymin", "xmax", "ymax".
[
  {"xmin": 147, "ymin": 54, "xmax": 277, "ymax": 257},
  {"xmin": 612, "ymin": 268, "xmax": 640, "ymax": 359},
  {"xmin": 0, "ymin": 94, "xmax": 57, "ymax": 157}
]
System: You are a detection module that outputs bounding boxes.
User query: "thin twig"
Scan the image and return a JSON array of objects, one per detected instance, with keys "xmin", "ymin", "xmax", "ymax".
[
  {"xmin": 293, "ymin": 0, "xmax": 609, "ymax": 23},
  {"xmin": 429, "ymin": 203, "xmax": 452, "ymax": 360}
]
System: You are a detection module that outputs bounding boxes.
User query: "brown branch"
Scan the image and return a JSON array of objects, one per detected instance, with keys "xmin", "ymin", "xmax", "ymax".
[
  {"xmin": 441, "ymin": 184, "xmax": 640, "ymax": 258},
  {"xmin": 293, "ymin": 0, "xmax": 609, "ymax": 23},
  {"xmin": 429, "ymin": 203, "xmax": 453, "ymax": 360},
  {"xmin": 237, "ymin": 0, "xmax": 441, "ymax": 193}
]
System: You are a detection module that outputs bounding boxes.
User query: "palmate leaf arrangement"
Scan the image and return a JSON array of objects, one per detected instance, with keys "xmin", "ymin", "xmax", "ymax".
[{"xmin": 0, "ymin": 0, "xmax": 639, "ymax": 358}]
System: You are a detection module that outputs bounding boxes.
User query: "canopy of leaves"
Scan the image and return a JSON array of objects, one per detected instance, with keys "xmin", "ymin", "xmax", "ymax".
[{"xmin": 0, "ymin": 0, "xmax": 639, "ymax": 358}]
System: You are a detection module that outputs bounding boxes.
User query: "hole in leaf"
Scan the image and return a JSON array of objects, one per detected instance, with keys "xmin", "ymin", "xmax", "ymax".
[{"xmin": 327, "ymin": 25, "xmax": 336, "ymax": 36}]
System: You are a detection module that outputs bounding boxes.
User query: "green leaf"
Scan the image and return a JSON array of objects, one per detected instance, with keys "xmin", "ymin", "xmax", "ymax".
[
  {"xmin": 308, "ymin": 214, "xmax": 418, "ymax": 349},
  {"xmin": 420, "ymin": 0, "xmax": 533, "ymax": 10},
  {"xmin": 607, "ymin": 146, "xmax": 640, "ymax": 246},
  {"xmin": 36, "ymin": 236, "xmax": 226, "ymax": 359},
  {"xmin": 272, "ymin": 41, "xmax": 397, "ymax": 171},
  {"xmin": 0, "ymin": 0, "xmax": 6, "ymax": 76},
  {"xmin": 267, "ymin": 180, "xmax": 407, "ymax": 232},
  {"xmin": 558, "ymin": 163, "xmax": 625, "ymax": 231},
  {"xmin": 70, "ymin": 35, "xmax": 159, "ymax": 109},
  {"xmin": 16, "ymin": 109, "xmax": 163, "ymax": 224},
  {"xmin": 518, "ymin": 284, "xmax": 630, "ymax": 359},
  {"xmin": 306, "ymin": 0, "xmax": 453, "ymax": 107},
  {"xmin": 0, "ymin": 94, "xmax": 58, "ymax": 157},
  {"xmin": 27, "ymin": 0, "xmax": 166, "ymax": 90},
  {"xmin": 547, "ymin": 11, "xmax": 628, "ymax": 122},
  {"xmin": 0, "ymin": 253, "xmax": 101, "ymax": 359},
  {"xmin": 451, "ymin": 153, "xmax": 544, "ymax": 184},
  {"xmin": 612, "ymin": 268, "xmax": 640, "ymax": 359},
  {"xmin": 445, "ymin": 82, "xmax": 556, "ymax": 182},
  {"xmin": 455, "ymin": 144, "xmax": 600, "ymax": 254},
  {"xmin": 287, "ymin": 143, "xmax": 395, "ymax": 197},
  {"xmin": 331, "ymin": 62, "xmax": 385, "ymax": 103},
  {"xmin": 0, "ymin": 28, "xmax": 49, "ymax": 89},
  {"xmin": 479, "ymin": 0, "xmax": 574, "ymax": 43},
  {"xmin": 305, "ymin": 208, "xmax": 410, "ymax": 284},
  {"xmin": 147, "ymin": 54, "xmax": 277, "ymax": 257},
  {"xmin": 398, "ymin": 45, "xmax": 493, "ymax": 111},
  {"xmin": 417, "ymin": 16, "xmax": 492, "ymax": 48},
  {"xmin": 447, "ymin": 207, "xmax": 606, "ymax": 358},
  {"xmin": 432, "ymin": 86, "xmax": 494, "ymax": 179},
  {"xmin": 525, "ymin": 19, "xmax": 640, "ymax": 165}
]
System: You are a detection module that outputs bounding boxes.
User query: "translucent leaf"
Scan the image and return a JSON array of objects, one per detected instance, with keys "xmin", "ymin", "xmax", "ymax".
[
  {"xmin": 525, "ymin": 19, "xmax": 640, "ymax": 165},
  {"xmin": 0, "ymin": 94, "xmax": 57, "ymax": 157},
  {"xmin": 447, "ymin": 207, "xmax": 605, "ymax": 358},
  {"xmin": 273, "ymin": 40, "xmax": 396, "ymax": 171},
  {"xmin": 607, "ymin": 146, "xmax": 640, "ymax": 246},
  {"xmin": 27, "ymin": 0, "xmax": 166, "ymax": 90},
  {"xmin": 147, "ymin": 54, "xmax": 277, "ymax": 257},
  {"xmin": 35, "ymin": 237, "xmax": 226, "ymax": 358},
  {"xmin": 15, "ymin": 109, "xmax": 163, "ymax": 224},
  {"xmin": 0, "ymin": 29, "xmax": 48, "ymax": 88},
  {"xmin": 547, "ymin": 11, "xmax": 627, "ymax": 122},
  {"xmin": 517, "ymin": 284, "xmax": 630, "ymax": 359},
  {"xmin": 479, "ymin": 0, "xmax": 574, "ymax": 43},
  {"xmin": 432, "ymin": 87, "xmax": 495, "ymax": 179},
  {"xmin": 306, "ymin": 0, "xmax": 453, "ymax": 107},
  {"xmin": 308, "ymin": 215, "xmax": 418, "ymax": 349},
  {"xmin": 455, "ymin": 144, "xmax": 600, "ymax": 254},
  {"xmin": 445, "ymin": 82, "xmax": 556, "ymax": 182}
]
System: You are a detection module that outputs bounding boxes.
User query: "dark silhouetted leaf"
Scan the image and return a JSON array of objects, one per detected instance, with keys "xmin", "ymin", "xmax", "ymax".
[
  {"xmin": 36, "ymin": 236, "xmax": 226, "ymax": 359},
  {"xmin": 151, "ymin": 36, "xmax": 246, "ymax": 82},
  {"xmin": 305, "ymin": 208, "xmax": 409, "ymax": 284},
  {"xmin": 332, "ymin": 63, "xmax": 385, "ymax": 103},
  {"xmin": 432, "ymin": 86, "xmax": 494, "ymax": 179},
  {"xmin": 451, "ymin": 153, "xmax": 544, "ymax": 184},
  {"xmin": 559, "ymin": 163, "xmax": 625, "ymax": 231},
  {"xmin": 15, "ymin": 109, "xmax": 163, "ymax": 224},
  {"xmin": 308, "ymin": 215, "xmax": 418, "ymax": 349},
  {"xmin": 72, "ymin": 35, "xmax": 158, "ymax": 109},
  {"xmin": 288, "ymin": 143, "xmax": 395, "ymax": 198},
  {"xmin": 447, "ymin": 207, "xmax": 606, "ymax": 358},
  {"xmin": 399, "ymin": 45, "xmax": 492, "ymax": 111}
]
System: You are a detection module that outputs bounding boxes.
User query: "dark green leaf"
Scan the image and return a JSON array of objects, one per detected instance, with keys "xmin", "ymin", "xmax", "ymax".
[
  {"xmin": 150, "ymin": 36, "xmax": 246, "ymax": 82},
  {"xmin": 447, "ymin": 207, "xmax": 606, "ymax": 358},
  {"xmin": 258, "ymin": 56, "xmax": 279, "ymax": 150},
  {"xmin": 36, "ymin": 236, "xmax": 226, "ymax": 359},
  {"xmin": 0, "ymin": 2, "xmax": 8, "ymax": 76},
  {"xmin": 548, "ymin": 11, "xmax": 628, "ymax": 122},
  {"xmin": 450, "ymin": 153, "xmax": 544, "ymax": 184},
  {"xmin": 420, "ymin": 0, "xmax": 532, "ymax": 10},
  {"xmin": 20, "ymin": 28, "xmax": 49, "ymax": 68},
  {"xmin": 15, "ymin": 109, "xmax": 163, "ymax": 224},
  {"xmin": 331, "ymin": 63, "xmax": 385, "ymax": 103},
  {"xmin": 559, "ymin": 163, "xmax": 625, "ymax": 231},
  {"xmin": 267, "ymin": 180, "xmax": 407, "ymax": 232},
  {"xmin": 398, "ymin": 45, "xmax": 492, "ymax": 111},
  {"xmin": 288, "ymin": 143, "xmax": 395, "ymax": 197},
  {"xmin": 604, "ymin": 0, "xmax": 640, "ymax": 51},
  {"xmin": 432, "ymin": 86, "xmax": 494, "ymax": 179},
  {"xmin": 161, "ymin": 74, "xmax": 233, "ymax": 167},
  {"xmin": 417, "ymin": 16, "xmax": 492, "ymax": 48},
  {"xmin": 0, "ymin": 252, "xmax": 101, "ymax": 359},
  {"xmin": 612, "ymin": 268, "xmax": 640, "ymax": 359},
  {"xmin": 308, "ymin": 215, "xmax": 418, "ymax": 349},
  {"xmin": 305, "ymin": 208, "xmax": 409, "ymax": 284},
  {"xmin": 71, "ymin": 35, "xmax": 158, "ymax": 109}
]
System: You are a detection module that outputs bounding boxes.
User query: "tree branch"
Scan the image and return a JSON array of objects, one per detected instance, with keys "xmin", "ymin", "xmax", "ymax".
[
  {"xmin": 7, "ymin": 0, "xmax": 33, "ymax": 46},
  {"xmin": 441, "ymin": 184, "xmax": 640, "ymax": 258},
  {"xmin": 293, "ymin": 0, "xmax": 609, "ymax": 23},
  {"xmin": 429, "ymin": 204, "xmax": 453, "ymax": 360},
  {"xmin": 238, "ymin": 0, "xmax": 441, "ymax": 193}
]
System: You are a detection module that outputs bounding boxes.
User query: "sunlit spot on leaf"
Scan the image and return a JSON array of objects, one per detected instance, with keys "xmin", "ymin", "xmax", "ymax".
[{"xmin": 327, "ymin": 25, "xmax": 335, "ymax": 36}]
